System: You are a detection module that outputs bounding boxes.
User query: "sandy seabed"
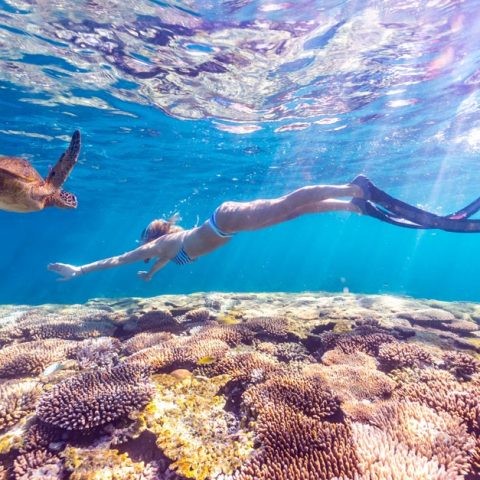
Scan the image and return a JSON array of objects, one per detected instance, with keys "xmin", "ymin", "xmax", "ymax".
[{"xmin": 0, "ymin": 291, "xmax": 479, "ymax": 480}]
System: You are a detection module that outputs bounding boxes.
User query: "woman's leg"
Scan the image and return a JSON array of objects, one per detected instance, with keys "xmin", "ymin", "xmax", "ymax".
[{"xmin": 216, "ymin": 183, "xmax": 362, "ymax": 233}]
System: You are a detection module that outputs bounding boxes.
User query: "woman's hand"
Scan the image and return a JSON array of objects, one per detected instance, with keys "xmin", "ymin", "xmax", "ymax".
[{"xmin": 48, "ymin": 263, "xmax": 82, "ymax": 281}]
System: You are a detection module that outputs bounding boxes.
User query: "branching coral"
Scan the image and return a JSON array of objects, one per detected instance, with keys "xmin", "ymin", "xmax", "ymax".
[
  {"xmin": 193, "ymin": 323, "xmax": 254, "ymax": 346},
  {"xmin": 75, "ymin": 337, "xmax": 121, "ymax": 370},
  {"xmin": 304, "ymin": 363, "xmax": 395, "ymax": 403},
  {"xmin": 125, "ymin": 337, "xmax": 229, "ymax": 373},
  {"xmin": 256, "ymin": 341, "xmax": 313, "ymax": 363},
  {"xmin": 203, "ymin": 351, "xmax": 281, "ymax": 385},
  {"xmin": 393, "ymin": 368, "xmax": 480, "ymax": 434},
  {"xmin": 244, "ymin": 316, "xmax": 290, "ymax": 338},
  {"xmin": 316, "ymin": 332, "xmax": 395, "ymax": 357},
  {"xmin": 121, "ymin": 332, "xmax": 173, "ymax": 355},
  {"xmin": 145, "ymin": 374, "xmax": 254, "ymax": 480},
  {"xmin": 0, "ymin": 309, "xmax": 115, "ymax": 343},
  {"xmin": 243, "ymin": 372, "xmax": 341, "ymax": 421},
  {"xmin": 134, "ymin": 309, "xmax": 177, "ymax": 333},
  {"xmin": 37, "ymin": 364, "xmax": 154, "ymax": 430},
  {"xmin": 13, "ymin": 449, "xmax": 64, "ymax": 480},
  {"xmin": 442, "ymin": 351, "xmax": 479, "ymax": 379},
  {"xmin": 62, "ymin": 446, "xmax": 160, "ymax": 480},
  {"xmin": 236, "ymin": 405, "xmax": 359, "ymax": 480},
  {"xmin": 0, "ymin": 339, "xmax": 79, "ymax": 378},
  {"xmin": 367, "ymin": 401, "xmax": 475, "ymax": 474},
  {"xmin": 352, "ymin": 422, "xmax": 471, "ymax": 480},
  {"xmin": 377, "ymin": 342, "xmax": 433, "ymax": 370},
  {"xmin": 0, "ymin": 380, "xmax": 41, "ymax": 432},
  {"xmin": 184, "ymin": 308, "xmax": 212, "ymax": 323},
  {"xmin": 321, "ymin": 348, "xmax": 377, "ymax": 369}
]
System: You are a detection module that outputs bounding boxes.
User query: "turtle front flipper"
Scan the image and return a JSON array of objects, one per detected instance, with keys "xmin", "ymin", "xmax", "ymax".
[{"xmin": 46, "ymin": 130, "xmax": 81, "ymax": 189}]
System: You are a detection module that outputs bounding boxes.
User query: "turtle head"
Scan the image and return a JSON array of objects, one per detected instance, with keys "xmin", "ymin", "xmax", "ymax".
[{"xmin": 47, "ymin": 189, "xmax": 78, "ymax": 209}]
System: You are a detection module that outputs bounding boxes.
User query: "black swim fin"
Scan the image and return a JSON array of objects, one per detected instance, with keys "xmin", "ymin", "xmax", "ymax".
[{"xmin": 352, "ymin": 175, "xmax": 480, "ymax": 233}]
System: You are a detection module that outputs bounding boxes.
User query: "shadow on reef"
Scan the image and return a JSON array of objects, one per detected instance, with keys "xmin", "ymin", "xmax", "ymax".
[{"xmin": 0, "ymin": 292, "xmax": 479, "ymax": 479}]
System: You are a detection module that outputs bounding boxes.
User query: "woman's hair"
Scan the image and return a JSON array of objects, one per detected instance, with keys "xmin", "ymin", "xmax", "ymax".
[{"xmin": 140, "ymin": 215, "xmax": 183, "ymax": 244}]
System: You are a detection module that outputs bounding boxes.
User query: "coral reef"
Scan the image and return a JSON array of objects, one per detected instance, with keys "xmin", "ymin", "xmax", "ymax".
[
  {"xmin": 237, "ymin": 406, "xmax": 359, "ymax": 480},
  {"xmin": 0, "ymin": 309, "xmax": 115, "ymax": 343},
  {"xmin": 0, "ymin": 380, "xmax": 41, "ymax": 432},
  {"xmin": 244, "ymin": 316, "xmax": 290, "ymax": 338},
  {"xmin": 37, "ymin": 364, "xmax": 154, "ymax": 430},
  {"xmin": 121, "ymin": 332, "xmax": 173, "ymax": 355},
  {"xmin": 204, "ymin": 351, "xmax": 281, "ymax": 384},
  {"xmin": 75, "ymin": 337, "xmax": 121, "ymax": 370},
  {"xmin": 442, "ymin": 351, "xmax": 480, "ymax": 379},
  {"xmin": 0, "ymin": 291, "xmax": 479, "ymax": 479},
  {"xmin": 0, "ymin": 339, "xmax": 78, "ymax": 378},
  {"xmin": 13, "ymin": 449, "xmax": 64, "ymax": 480},
  {"xmin": 377, "ymin": 341, "xmax": 433, "ymax": 370}
]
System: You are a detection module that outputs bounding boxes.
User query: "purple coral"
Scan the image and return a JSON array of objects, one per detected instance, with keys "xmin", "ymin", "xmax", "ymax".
[{"xmin": 37, "ymin": 364, "xmax": 154, "ymax": 430}]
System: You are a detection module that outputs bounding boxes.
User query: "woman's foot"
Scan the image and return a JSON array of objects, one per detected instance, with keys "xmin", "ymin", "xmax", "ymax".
[{"xmin": 350, "ymin": 174, "xmax": 372, "ymax": 200}]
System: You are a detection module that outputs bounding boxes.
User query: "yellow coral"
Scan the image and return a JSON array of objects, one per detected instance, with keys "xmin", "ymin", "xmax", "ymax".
[
  {"xmin": 145, "ymin": 374, "xmax": 254, "ymax": 480},
  {"xmin": 63, "ymin": 446, "xmax": 153, "ymax": 480}
]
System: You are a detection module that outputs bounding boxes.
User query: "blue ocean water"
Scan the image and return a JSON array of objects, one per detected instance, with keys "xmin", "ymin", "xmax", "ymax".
[{"xmin": 1, "ymin": 0, "xmax": 480, "ymax": 304}]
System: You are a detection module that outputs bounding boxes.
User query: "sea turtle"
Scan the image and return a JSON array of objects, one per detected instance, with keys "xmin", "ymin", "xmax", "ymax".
[{"xmin": 0, "ymin": 130, "xmax": 80, "ymax": 213}]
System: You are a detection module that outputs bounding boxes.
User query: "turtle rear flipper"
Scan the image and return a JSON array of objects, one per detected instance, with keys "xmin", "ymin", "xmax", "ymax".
[{"xmin": 46, "ymin": 130, "xmax": 81, "ymax": 189}]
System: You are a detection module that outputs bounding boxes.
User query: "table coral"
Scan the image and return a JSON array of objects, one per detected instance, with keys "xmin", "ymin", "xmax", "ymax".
[
  {"xmin": 144, "ymin": 374, "xmax": 254, "ymax": 480},
  {"xmin": 204, "ymin": 351, "xmax": 281, "ymax": 385},
  {"xmin": 121, "ymin": 332, "xmax": 173, "ymax": 355},
  {"xmin": 0, "ymin": 339, "xmax": 78, "ymax": 378},
  {"xmin": 243, "ymin": 372, "xmax": 341, "ymax": 421},
  {"xmin": 37, "ymin": 364, "xmax": 154, "ymax": 430},
  {"xmin": 377, "ymin": 341, "xmax": 433, "ymax": 370}
]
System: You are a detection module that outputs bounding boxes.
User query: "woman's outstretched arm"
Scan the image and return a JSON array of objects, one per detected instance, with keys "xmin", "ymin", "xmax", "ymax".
[{"xmin": 48, "ymin": 241, "xmax": 165, "ymax": 281}]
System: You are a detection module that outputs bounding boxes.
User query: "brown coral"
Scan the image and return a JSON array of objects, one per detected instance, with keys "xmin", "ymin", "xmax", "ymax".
[
  {"xmin": 367, "ymin": 401, "xmax": 475, "ymax": 474},
  {"xmin": 321, "ymin": 348, "xmax": 377, "ymax": 369},
  {"xmin": 245, "ymin": 316, "xmax": 290, "ymax": 338},
  {"xmin": 304, "ymin": 363, "xmax": 395, "ymax": 402},
  {"xmin": 256, "ymin": 341, "xmax": 313, "ymax": 363},
  {"xmin": 0, "ymin": 380, "xmax": 41, "ymax": 432},
  {"xmin": 13, "ymin": 449, "xmax": 64, "ymax": 480},
  {"xmin": 237, "ymin": 406, "xmax": 359, "ymax": 480},
  {"xmin": 37, "ymin": 364, "xmax": 154, "ymax": 430},
  {"xmin": 0, "ymin": 309, "xmax": 115, "ymax": 343},
  {"xmin": 243, "ymin": 372, "xmax": 341, "ymax": 421},
  {"xmin": 442, "ymin": 351, "xmax": 480, "ymax": 379},
  {"xmin": 0, "ymin": 339, "xmax": 78, "ymax": 378},
  {"xmin": 316, "ymin": 331, "xmax": 395, "ymax": 357},
  {"xmin": 204, "ymin": 351, "xmax": 281, "ymax": 384},
  {"xmin": 393, "ymin": 368, "xmax": 480, "ymax": 434},
  {"xmin": 121, "ymin": 332, "xmax": 173, "ymax": 355},
  {"xmin": 193, "ymin": 323, "xmax": 254, "ymax": 346},
  {"xmin": 184, "ymin": 308, "xmax": 212, "ymax": 323},
  {"xmin": 377, "ymin": 342, "xmax": 433, "ymax": 370},
  {"xmin": 134, "ymin": 309, "xmax": 177, "ymax": 333},
  {"xmin": 125, "ymin": 337, "xmax": 229, "ymax": 373}
]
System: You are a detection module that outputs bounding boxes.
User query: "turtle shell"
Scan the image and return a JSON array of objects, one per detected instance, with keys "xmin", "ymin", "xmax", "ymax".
[{"xmin": 0, "ymin": 156, "xmax": 44, "ymax": 183}]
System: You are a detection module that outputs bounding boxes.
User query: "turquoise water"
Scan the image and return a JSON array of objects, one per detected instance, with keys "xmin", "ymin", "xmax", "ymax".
[{"xmin": 1, "ymin": 0, "xmax": 480, "ymax": 304}]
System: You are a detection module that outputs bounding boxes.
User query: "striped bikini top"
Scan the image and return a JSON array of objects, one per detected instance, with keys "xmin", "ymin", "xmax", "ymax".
[{"xmin": 172, "ymin": 245, "xmax": 195, "ymax": 265}]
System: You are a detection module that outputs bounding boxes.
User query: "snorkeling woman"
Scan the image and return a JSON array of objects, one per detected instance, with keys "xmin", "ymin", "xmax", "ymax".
[{"xmin": 48, "ymin": 175, "xmax": 480, "ymax": 282}]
